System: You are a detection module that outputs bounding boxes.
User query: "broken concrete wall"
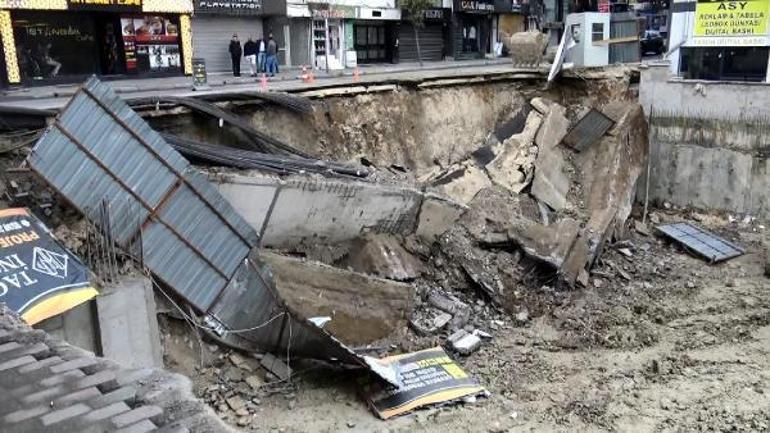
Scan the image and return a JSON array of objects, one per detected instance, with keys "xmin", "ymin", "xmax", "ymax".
[
  {"xmin": 639, "ymin": 63, "xmax": 770, "ymax": 217},
  {"xmin": 213, "ymin": 173, "xmax": 425, "ymax": 247}
]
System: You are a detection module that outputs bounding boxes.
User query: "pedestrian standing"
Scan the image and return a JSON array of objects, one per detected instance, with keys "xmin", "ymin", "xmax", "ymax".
[
  {"xmin": 257, "ymin": 36, "xmax": 266, "ymax": 73},
  {"xmin": 229, "ymin": 33, "xmax": 242, "ymax": 77},
  {"xmin": 266, "ymin": 33, "xmax": 278, "ymax": 77},
  {"xmin": 243, "ymin": 35, "xmax": 257, "ymax": 76}
]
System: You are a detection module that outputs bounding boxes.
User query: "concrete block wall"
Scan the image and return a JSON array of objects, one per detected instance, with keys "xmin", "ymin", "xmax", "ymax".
[
  {"xmin": 213, "ymin": 173, "xmax": 425, "ymax": 248},
  {"xmin": 639, "ymin": 63, "xmax": 770, "ymax": 217}
]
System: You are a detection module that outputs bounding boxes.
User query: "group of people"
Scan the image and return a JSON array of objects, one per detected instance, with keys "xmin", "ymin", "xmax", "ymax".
[{"xmin": 228, "ymin": 33, "xmax": 278, "ymax": 78}]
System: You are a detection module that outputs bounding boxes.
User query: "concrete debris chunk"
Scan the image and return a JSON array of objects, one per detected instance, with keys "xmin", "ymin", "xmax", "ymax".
[
  {"xmin": 344, "ymin": 234, "xmax": 423, "ymax": 281},
  {"xmin": 448, "ymin": 330, "xmax": 482, "ymax": 355},
  {"xmin": 433, "ymin": 163, "xmax": 493, "ymax": 205},
  {"xmin": 415, "ymin": 195, "xmax": 467, "ymax": 243},
  {"xmin": 534, "ymin": 100, "xmax": 570, "ymax": 151},
  {"xmin": 530, "ymin": 97, "xmax": 554, "ymax": 115},
  {"xmin": 433, "ymin": 313, "xmax": 453, "ymax": 330},
  {"xmin": 427, "ymin": 291, "xmax": 468, "ymax": 315},
  {"xmin": 486, "ymin": 111, "xmax": 543, "ymax": 194},
  {"xmin": 244, "ymin": 375, "xmax": 264, "ymax": 390},
  {"xmin": 225, "ymin": 396, "xmax": 246, "ymax": 412},
  {"xmin": 260, "ymin": 354, "xmax": 292, "ymax": 382}
]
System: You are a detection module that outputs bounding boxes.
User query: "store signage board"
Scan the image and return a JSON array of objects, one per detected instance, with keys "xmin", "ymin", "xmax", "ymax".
[
  {"xmin": 691, "ymin": 0, "xmax": 770, "ymax": 46},
  {"xmin": 67, "ymin": 0, "xmax": 142, "ymax": 11},
  {"xmin": 456, "ymin": 0, "xmax": 495, "ymax": 13},
  {"xmin": 309, "ymin": 3, "xmax": 355, "ymax": 19},
  {"xmin": 195, "ymin": 0, "xmax": 263, "ymax": 14}
]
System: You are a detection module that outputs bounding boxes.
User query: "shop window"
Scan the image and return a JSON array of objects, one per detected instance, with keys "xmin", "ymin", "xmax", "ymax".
[
  {"xmin": 591, "ymin": 23, "xmax": 604, "ymax": 42},
  {"xmin": 13, "ymin": 11, "xmax": 97, "ymax": 81},
  {"xmin": 681, "ymin": 47, "xmax": 768, "ymax": 82},
  {"xmin": 354, "ymin": 23, "xmax": 387, "ymax": 63},
  {"xmin": 120, "ymin": 15, "xmax": 181, "ymax": 74}
]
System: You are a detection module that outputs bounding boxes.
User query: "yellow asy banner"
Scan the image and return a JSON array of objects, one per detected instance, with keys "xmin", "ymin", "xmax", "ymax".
[{"xmin": 695, "ymin": 0, "xmax": 770, "ymax": 38}]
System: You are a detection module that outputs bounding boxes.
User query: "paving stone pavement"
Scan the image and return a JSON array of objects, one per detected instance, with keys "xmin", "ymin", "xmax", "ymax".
[{"xmin": 0, "ymin": 305, "xmax": 236, "ymax": 433}]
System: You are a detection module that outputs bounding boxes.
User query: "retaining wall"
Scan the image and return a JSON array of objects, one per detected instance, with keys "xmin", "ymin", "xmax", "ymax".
[{"xmin": 639, "ymin": 63, "xmax": 770, "ymax": 217}]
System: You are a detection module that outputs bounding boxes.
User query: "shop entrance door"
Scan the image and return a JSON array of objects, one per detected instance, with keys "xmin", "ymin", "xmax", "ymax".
[
  {"xmin": 461, "ymin": 16, "xmax": 480, "ymax": 53},
  {"xmin": 354, "ymin": 22, "xmax": 387, "ymax": 63},
  {"xmin": 94, "ymin": 14, "xmax": 126, "ymax": 76}
]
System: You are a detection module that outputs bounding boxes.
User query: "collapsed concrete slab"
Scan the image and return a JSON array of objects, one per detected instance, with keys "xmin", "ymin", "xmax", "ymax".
[
  {"xmin": 531, "ymin": 145, "xmax": 570, "ymax": 211},
  {"xmin": 262, "ymin": 251, "xmax": 413, "ymax": 347},
  {"xmin": 530, "ymin": 99, "xmax": 571, "ymax": 210}
]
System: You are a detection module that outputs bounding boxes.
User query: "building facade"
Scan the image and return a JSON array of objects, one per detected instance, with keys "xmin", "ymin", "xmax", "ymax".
[
  {"xmin": 0, "ymin": 0, "xmax": 194, "ymax": 86},
  {"xmin": 668, "ymin": 0, "xmax": 770, "ymax": 81}
]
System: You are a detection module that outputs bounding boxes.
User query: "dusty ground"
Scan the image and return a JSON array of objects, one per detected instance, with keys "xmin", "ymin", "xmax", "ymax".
[{"xmin": 160, "ymin": 209, "xmax": 770, "ymax": 433}]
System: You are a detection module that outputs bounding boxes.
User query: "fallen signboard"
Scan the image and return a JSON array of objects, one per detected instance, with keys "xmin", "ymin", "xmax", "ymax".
[
  {"xmin": 362, "ymin": 347, "xmax": 487, "ymax": 419},
  {"xmin": 657, "ymin": 222, "xmax": 745, "ymax": 263},
  {"xmin": 0, "ymin": 208, "xmax": 97, "ymax": 324}
]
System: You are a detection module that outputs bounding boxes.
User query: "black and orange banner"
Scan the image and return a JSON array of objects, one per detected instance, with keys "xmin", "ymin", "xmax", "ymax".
[{"xmin": 0, "ymin": 208, "xmax": 97, "ymax": 325}]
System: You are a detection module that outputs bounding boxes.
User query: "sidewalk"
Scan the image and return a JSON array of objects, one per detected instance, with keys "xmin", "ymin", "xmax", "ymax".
[{"xmin": 1, "ymin": 58, "xmax": 512, "ymax": 101}]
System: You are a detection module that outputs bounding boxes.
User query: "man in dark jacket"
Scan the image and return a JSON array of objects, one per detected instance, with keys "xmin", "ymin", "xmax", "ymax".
[
  {"xmin": 265, "ymin": 33, "xmax": 278, "ymax": 77},
  {"xmin": 228, "ymin": 33, "xmax": 242, "ymax": 77},
  {"xmin": 243, "ymin": 35, "xmax": 258, "ymax": 76}
]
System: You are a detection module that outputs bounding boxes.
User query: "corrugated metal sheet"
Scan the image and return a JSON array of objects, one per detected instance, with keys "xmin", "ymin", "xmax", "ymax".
[
  {"xmin": 28, "ymin": 76, "xmax": 258, "ymax": 311},
  {"xmin": 657, "ymin": 222, "xmax": 745, "ymax": 263},
  {"xmin": 609, "ymin": 13, "xmax": 641, "ymax": 64},
  {"xmin": 562, "ymin": 108, "xmax": 615, "ymax": 152}
]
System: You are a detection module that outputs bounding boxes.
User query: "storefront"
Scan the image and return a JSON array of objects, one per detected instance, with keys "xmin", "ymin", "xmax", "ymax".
[
  {"xmin": 452, "ymin": 0, "xmax": 494, "ymax": 59},
  {"xmin": 191, "ymin": 0, "xmax": 264, "ymax": 73},
  {"xmin": 309, "ymin": 3, "xmax": 352, "ymax": 70},
  {"xmin": 307, "ymin": 2, "xmax": 400, "ymax": 69},
  {"xmin": 0, "ymin": 0, "xmax": 193, "ymax": 85},
  {"xmin": 352, "ymin": 7, "xmax": 399, "ymax": 64},
  {"xmin": 397, "ymin": 8, "xmax": 450, "ymax": 63}
]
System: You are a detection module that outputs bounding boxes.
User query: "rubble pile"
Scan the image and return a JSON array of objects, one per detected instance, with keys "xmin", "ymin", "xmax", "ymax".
[{"xmin": 425, "ymin": 97, "xmax": 648, "ymax": 296}]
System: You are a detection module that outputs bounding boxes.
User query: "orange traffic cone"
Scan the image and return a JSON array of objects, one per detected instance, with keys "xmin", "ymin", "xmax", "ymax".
[
  {"xmin": 260, "ymin": 73, "xmax": 268, "ymax": 91},
  {"xmin": 301, "ymin": 65, "xmax": 311, "ymax": 83},
  {"xmin": 353, "ymin": 66, "xmax": 360, "ymax": 83},
  {"xmin": 308, "ymin": 68, "xmax": 315, "ymax": 84}
]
